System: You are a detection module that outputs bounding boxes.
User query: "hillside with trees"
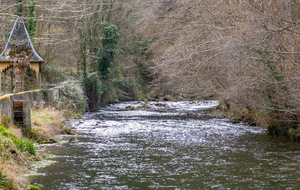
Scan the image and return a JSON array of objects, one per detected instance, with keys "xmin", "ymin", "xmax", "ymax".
[
  {"xmin": 0, "ymin": 0, "xmax": 299, "ymax": 138},
  {"xmin": 134, "ymin": 0, "xmax": 300, "ymax": 138}
]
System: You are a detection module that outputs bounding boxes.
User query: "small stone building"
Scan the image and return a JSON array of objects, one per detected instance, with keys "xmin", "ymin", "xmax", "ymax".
[{"xmin": 0, "ymin": 14, "xmax": 44, "ymax": 94}]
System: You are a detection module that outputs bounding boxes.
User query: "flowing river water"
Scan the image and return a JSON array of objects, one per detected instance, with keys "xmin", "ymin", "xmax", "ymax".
[{"xmin": 32, "ymin": 101, "xmax": 300, "ymax": 189}]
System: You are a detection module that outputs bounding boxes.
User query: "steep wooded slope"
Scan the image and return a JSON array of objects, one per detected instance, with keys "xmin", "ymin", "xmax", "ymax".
[{"xmin": 133, "ymin": 0, "xmax": 300, "ymax": 136}]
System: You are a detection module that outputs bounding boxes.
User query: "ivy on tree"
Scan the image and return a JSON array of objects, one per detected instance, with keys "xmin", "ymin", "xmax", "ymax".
[
  {"xmin": 97, "ymin": 22, "xmax": 120, "ymax": 78},
  {"xmin": 16, "ymin": 0, "xmax": 23, "ymax": 14},
  {"xmin": 27, "ymin": 2, "xmax": 36, "ymax": 38}
]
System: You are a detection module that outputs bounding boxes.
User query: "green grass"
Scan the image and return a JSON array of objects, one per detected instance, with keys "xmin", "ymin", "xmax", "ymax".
[
  {"xmin": 27, "ymin": 185, "xmax": 40, "ymax": 190},
  {"xmin": 43, "ymin": 116, "xmax": 54, "ymax": 122},
  {"xmin": 0, "ymin": 126, "xmax": 36, "ymax": 155}
]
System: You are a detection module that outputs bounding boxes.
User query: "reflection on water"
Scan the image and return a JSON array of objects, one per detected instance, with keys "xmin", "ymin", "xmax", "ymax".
[{"xmin": 32, "ymin": 101, "xmax": 300, "ymax": 189}]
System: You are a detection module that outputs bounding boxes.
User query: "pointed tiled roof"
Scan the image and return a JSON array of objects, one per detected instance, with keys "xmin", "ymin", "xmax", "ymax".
[{"xmin": 0, "ymin": 15, "xmax": 44, "ymax": 63}]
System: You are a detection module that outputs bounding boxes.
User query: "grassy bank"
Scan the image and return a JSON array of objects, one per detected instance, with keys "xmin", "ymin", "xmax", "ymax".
[
  {"xmin": 0, "ymin": 81, "xmax": 86, "ymax": 189},
  {"xmin": 30, "ymin": 102, "xmax": 67, "ymax": 143},
  {"xmin": 0, "ymin": 125, "xmax": 36, "ymax": 189},
  {"xmin": 0, "ymin": 101, "xmax": 77, "ymax": 190}
]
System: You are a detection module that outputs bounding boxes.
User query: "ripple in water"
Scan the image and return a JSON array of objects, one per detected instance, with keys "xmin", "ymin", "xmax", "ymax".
[{"xmin": 32, "ymin": 101, "xmax": 300, "ymax": 190}]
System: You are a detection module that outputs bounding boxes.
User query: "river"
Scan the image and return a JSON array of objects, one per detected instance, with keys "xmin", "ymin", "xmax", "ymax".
[{"xmin": 32, "ymin": 101, "xmax": 300, "ymax": 189}]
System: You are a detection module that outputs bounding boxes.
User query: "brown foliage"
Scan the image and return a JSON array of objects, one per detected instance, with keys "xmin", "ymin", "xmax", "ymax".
[
  {"xmin": 1, "ymin": 1, "xmax": 299, "ymax": 131},
  {"xmin": 133, "ymin": 0, "xmax": 299, "ymax": 131}
]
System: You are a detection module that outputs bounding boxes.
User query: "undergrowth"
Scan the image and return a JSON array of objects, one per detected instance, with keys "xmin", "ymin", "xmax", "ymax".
[
  {"xmin": 0, "ymin": 126, "xmax": 36, "ymax": 156},
  {"xmin": 54, "ymin": 80, "xmax": 87, "ymax": 115},
  {"xmin": 0, "ymin": 125, "xmax": 36, "ymax": 189},
  {"xmin": 217, "ymin": 100, "xmax": 300, "ymax": 141},
  {"xmin": 0, "ymin": 169, "xmax": 13, "ymax": 190}
]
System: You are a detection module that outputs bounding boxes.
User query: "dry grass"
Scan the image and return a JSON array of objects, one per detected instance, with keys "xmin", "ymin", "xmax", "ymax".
[
  {"xmin": 31, "ymin": 101, "xmax": 65, "ymax": 141},
  {"xmin": 8, "ymin": 126, "xmax": 23, "ymax": 139},
  {"xmin": 0, "ymin": 160, "xmax": 29, "ymax": 190}
]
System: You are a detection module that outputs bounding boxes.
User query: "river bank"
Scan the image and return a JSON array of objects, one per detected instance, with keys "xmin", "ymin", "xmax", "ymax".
[
  {"xmin": 0, "ymin": 81, "xmax": 86, "ymax": 189},
  {"xmin": 216, "ymin": 100, "xmax": 300, "ymax": 142},
  {"xmin": 0, "ymin": 101, "xmax": 79, "ymax": 190}
]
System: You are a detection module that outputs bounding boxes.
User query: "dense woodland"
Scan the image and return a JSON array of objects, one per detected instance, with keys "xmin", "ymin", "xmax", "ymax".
[{"xmin": 0, "ymin": 0, "xmax": 299, "ymax": 138}]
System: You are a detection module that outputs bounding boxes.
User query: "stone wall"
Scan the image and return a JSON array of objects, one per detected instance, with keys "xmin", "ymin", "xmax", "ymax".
[{"xmin": 0, "ymin": 87, "xmax": 61, "ymax": 128}]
